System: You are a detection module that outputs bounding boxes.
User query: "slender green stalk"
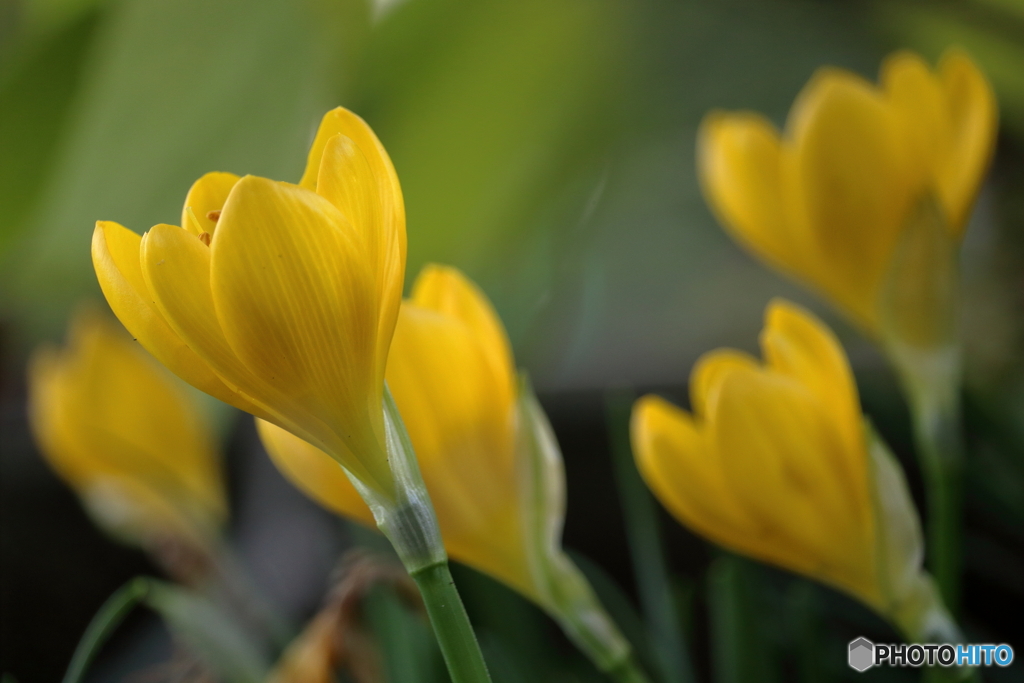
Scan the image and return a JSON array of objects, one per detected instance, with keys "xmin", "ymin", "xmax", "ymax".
[
  {"xmin": 878, "ymin": 193, "xmax": 965, "ymax": 614},
  {"xmin": 605, "ymin": 391, "xmax": 695, "ymax": 683},
  {"xmin": 541, "ymin": 562, "xmax": 652, "ymax": 683},
  {"xmin": 906, "ymin": 386, "xmax": 964, "ymax": 613},
  {"xmin": 707, "ymin": 556, "xmax": 777, "ymax": 683},
  {"xmin": 788, "ymin": 581, "xmax": 821, "ymax": 683},
  {"xmin": 63, "ymin": 577, "xmax": 150, "ymax": 683},
  {"xmin": 517, "ymin": 379, "xmax": 651, "ymax": 683},
  {"xmin": 410, "ymin": 562, "xmax": 494, "ymax": 683},
  {"xmin": 888, "ymin": 344, "xmax": 964, "ymax": 613},
  {"xmin": 369, "ymin": 386, "xmax": 492, "ymax": 683}
]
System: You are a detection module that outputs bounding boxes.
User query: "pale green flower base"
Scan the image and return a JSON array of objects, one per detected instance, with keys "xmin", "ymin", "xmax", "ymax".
[
  {"xmin": 518, "ymin": 379, "xmax": 654, "ymax": 683},
  {"xmin": 887, "ymin": 343, "xmax": 964, "ymax": 610},
  {"xmin": 878, "ymin": 192, "xmax": 965, "ymax": 611}
]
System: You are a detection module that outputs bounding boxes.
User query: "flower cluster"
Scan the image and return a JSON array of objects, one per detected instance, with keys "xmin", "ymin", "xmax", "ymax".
[{"xmin": 28, "ymin": 46, "xmax": 998, "ymax": 683}]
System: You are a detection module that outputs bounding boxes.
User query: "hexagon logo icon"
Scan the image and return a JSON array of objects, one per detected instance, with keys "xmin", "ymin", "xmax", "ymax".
[{"xmin": 848, "ymin": 637, "xmax": 874, "ymax": 672}]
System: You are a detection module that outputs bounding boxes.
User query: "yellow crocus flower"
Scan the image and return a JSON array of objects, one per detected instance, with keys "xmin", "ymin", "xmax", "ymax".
[
  {"xmin": 631, "ymin": 299, "xmax": 955, "ymax": 641},
  {"xmin": 260, "ymin": 264, "xmax": 528, "ymax": 595},
  {"xmin": 28, "ymin": 309, "xmax": 226, "ymax": 551},
  {"xmin": 91, "ymin": 107, "xmax": 405, "ymax": 499},
  {"xmin": 260, "ymin": 265, "xmax": 641, "ymax": 677},
  {"xmin": 698, "ymin": 48, "xmax": 996, "ymax": 336}
]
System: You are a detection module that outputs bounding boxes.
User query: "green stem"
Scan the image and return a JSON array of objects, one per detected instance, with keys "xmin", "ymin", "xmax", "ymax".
[
  {"xmin": 63, "ymin": 577, "xmax": 150, "ymax": 683},
  {"xmin": 410, "ymin": 562, "xmax": 493, "ymax": 683},
  {"xmin": 876, "ymin": 193, "xmax": 964, "ymax": 614},
  {"xmin": 606, "ymin": 391, "xmax": 695, "ymax": 683},
  {"xmin": 517, "ymin": 379, "xmax": 651, "ymax": 682},
  {"xmin": 707, "ymin": 556, "xmax": 776, "ymax": 683},
  {"xmin": 907, "ymin": 387, "xmax": 964, "ymax": 614},
  {"xmin": 367, "ymin": 386, "xmax": 492, "ymax": 683}
]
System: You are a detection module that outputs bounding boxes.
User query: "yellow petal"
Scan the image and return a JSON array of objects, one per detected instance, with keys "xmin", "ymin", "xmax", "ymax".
[
  {"xmin": 386, "ymin": 300, "xmax": 527, "ymax": 592},
  {"xmin": 759, "ymin": 300, "xmax": 866, "ymax": 485},
  {"xmin": 881, "ymin": 51, "xmax": 950, "ymax": 201},
  {"xmin": 936, "ymin": 48, "xmax": 998, "ymax": 233},
  {"xmin": 180, "ymin": 172, "xmax": 240, "ymax": 237},
  {"xmin": 138, "ymin": 223, "xmax": 269, "ymax": 420},
  {"xmin": 316, "ymin": 132, "xmax": 406, "ymax": 376},
  {"xmin": 256, "ymin": 418, "xmax": 375, "ymax": 527},
  {"xmin": 210, "ymin": 175, "xmax": 393, "ymax": 496},
  {"xmin": 409, "ymin": 264, "xmax": 516, "ymax": 415},
  {"xmin": 27, "ymin": 311, "xmax": 226, "ymax": 544},
  {"xmin": 688, "ymin": 349, "xmax": 758, "ymax": 419},
  {"xmin": 631, "ymin": 395, "xmax": 756, "ymax": 552},
  {"xmin": 698, "ymin": 112, "xmax": 812, "ymax": 275},
  {"xmin": 711, "ymin": 365, "xmax": 876, "ymax": 602},
  {"xmin": 91, "ymin": 221, "xmax": 239, "ymax": 406},
  {"xmin": 786, "ymin": 67, "xmax": 912, "ymax": 329},
  {"xmin": 301, "ymin": 108, "xmax": 402, "ymax": 211}
]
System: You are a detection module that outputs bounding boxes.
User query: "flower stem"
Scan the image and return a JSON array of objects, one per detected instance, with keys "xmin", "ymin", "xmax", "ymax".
[
  {"xmin": 63, "ymin": 577, "xmax": 150, "ymax": 683},
  {"xmin": 886, "ymin": 341, "xmax": 964, "ymax": 613},
  {"xmin": 606, "ymin": 391, "xmax": 696, "ymax": 683},
  {"xmin": 367, "ymin": 386, "xmax": 492, "ymax": 683},
  {"xmin": 410, "ymin": 561, "xmax": 494, "ymax": 683},
  {"xmin": 517, "ymin": 379, "xmax": 652, "ymax": 683},
  {"xmin": 907, "ymin": 384, "xmax": 964, "ymax": 613}
]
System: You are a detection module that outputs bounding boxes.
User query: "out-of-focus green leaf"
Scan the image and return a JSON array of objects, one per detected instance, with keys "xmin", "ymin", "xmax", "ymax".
[
  {"xmin": 1, "ymin": 0, "xmax": 368, "ymax": 345},
  {"xmin": 5, "ymin": 0, "xmax": 103, "ymax": 48},
  {"xmin": 0, "ymin": 8, "xmax": 100, "ymax": 256},
  {"xmin": 450, "ymin": 562, "xmax": 560, "ymax": 683},
  {"xmin": 707, "ymin": 555, "xmax": 779, "ymax": 683},
  {"xmin": 354, "ymin": 0, "xmax": 629, "ymax": 345},
  {"xmin": 365, "ymin": 583, "xmax": 446, "ymax": 683},
  {"xmin": 145, "ymin": 580, "xmax": 270, "ymax": 683},
  {"xmin": 567, "ymin": 549, "xmax": 659, "ymax": 679}
]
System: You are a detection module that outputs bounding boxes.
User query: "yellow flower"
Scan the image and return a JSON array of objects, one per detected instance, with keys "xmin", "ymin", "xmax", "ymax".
[
  {"xmin": 91, "ymin": 107, "xmax": 405, "ymax": 499},
  {"xmin": 28, "ymin": 309, "xmax": 225, "ymax": 548},
  {"xmin": 631, "ymin": 299, "xmax": 954, "ymax": 640},
  {"xmin": 260, "ymin": 265, "xmax": 635, "ymax": 670},
  {"xmin": 698, "ymin": 48, "xmax": 996, "ymax": 335},
  {"xmin": 260, "ymin": 265, "xmax": 533, "ymax": 600}
]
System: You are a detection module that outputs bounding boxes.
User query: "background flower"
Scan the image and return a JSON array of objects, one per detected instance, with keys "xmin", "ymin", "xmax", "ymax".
[{"xmin": 28, "ymin": 308, "xmax": 226, "ymax": 554}]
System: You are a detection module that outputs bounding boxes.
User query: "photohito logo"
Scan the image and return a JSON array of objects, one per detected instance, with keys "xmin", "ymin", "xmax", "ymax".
[{"xmin": 848, "ymin": 638, "xmax": 1014, "ymax": 671}]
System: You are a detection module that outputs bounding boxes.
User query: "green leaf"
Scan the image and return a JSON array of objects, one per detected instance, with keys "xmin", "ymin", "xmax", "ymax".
[
  {"xmin": 354, "ymin": 0, "xmax": 628, "ymax": 341},
  {"xmin": 365, "ymin": 583, "xmax": 446, "ymax": 683},
  {"xmin": 144, "ymin": 580, "xmax": 271, "ymax": 683},
  {"xmin": 0, "ymin": 7, "xmax": 101, "ymax": 256},
  {"xmin": 62, "ymin": 577, "xmax": 150, "ymax": 683},
  {"xmin": 706, "ymin": 555, "xmax": 779, "ymax": 683}
]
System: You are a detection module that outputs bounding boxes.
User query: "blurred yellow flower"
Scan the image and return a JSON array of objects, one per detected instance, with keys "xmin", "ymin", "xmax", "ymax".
[
  {"xmin": 91, "ymin": 107, "xmax": 406, "ymax": 499},
  {"xmin": 260, "ymin": 265, "xmax": 635, "ymax": 671},
  {"xmin": 631, "ymin": 300, "xmax": 954, "ymax": 640},
  {"xmin": 28, "ymin": 309, "xmax": 226, "ymax": 550},
  {"xmin": 698, "ymin": 48, "xmax": 996, "ymax": 336}
]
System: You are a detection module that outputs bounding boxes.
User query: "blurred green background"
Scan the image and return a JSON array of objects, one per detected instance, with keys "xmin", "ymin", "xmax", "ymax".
[{"xmin": 1, "ymin": 0, "xmax": 1023, "ymax": 680}]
